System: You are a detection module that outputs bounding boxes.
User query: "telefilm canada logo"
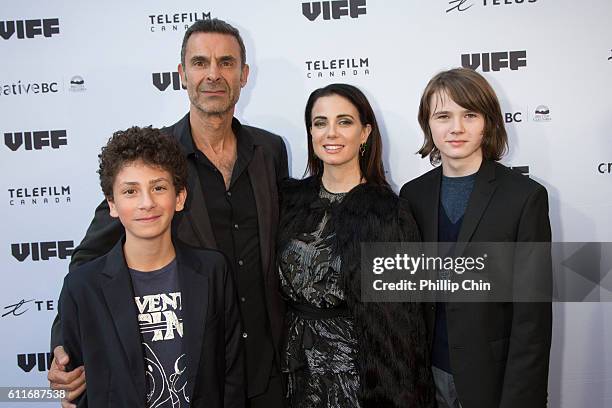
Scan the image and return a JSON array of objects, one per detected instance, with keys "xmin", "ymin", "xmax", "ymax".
[
  {"xmin": 18, "ymin": 352, "xmax": 52, "ymax": 372},
  {"xmin": 4, "ymin": 130, "xmax": 68, "ymax": 152},
  {"xmin": 302, "ymin": 0, "xmax": 367, "ymax": 21},
  {"xmin": 0, "ymin": 19, "xmax": 60, "ymax": 40},
  {"xmin": 2, "ymin": 298, "xmax": 56, "ymax": 318},
  {"xmin": 11, "ymin": 241, "xmax": 74, "ymax": 262},
  {"xmin": 305, "ymin": 57, "xmax": 370, "ymax": 79},
  {"xmin": 148, "ymin": 12, "xmax": 211, "ymax": 32},
  {"xmin": 8, "ymin": 185, "xmax": 71, "ymax": 206},
  {"xmin": 152, "ymin": 71, "xmax": 182, "ymax": 91},
  {"xmin": 447, "ymin": 0, "xmax": 538, "ymax": 13},
  {"xmin": 461, "ymin": 51, "xmax": 527, "ymax": 72}
]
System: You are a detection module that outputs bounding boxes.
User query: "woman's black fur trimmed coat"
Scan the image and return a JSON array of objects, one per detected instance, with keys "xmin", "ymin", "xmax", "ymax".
[{"xmin": 278, "ymin": 177, "xmax": 435, "ymax": 408}]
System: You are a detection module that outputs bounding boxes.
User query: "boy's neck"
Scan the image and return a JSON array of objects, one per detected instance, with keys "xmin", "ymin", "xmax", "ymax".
[
  {"xmin": 123, "ymin": 232, "xmax": 176, "ymax": 272},
  {"xmin": 441, "ymin": 155, "xmax": 483, "ymax": 177}
]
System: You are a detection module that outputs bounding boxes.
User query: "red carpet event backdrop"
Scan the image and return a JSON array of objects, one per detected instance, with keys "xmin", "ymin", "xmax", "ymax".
[{"xmin": 1, "ymin": 0, "xmax": 611, "ymax": 406}]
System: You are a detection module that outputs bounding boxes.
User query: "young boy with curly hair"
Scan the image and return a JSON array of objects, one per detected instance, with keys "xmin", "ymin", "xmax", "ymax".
[{"xmin": 57, "ymin": 127, "xmax": 244, "ymax": 407}]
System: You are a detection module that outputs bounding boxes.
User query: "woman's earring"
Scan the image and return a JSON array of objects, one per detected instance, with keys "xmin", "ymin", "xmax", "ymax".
[{"xmin": 360, "ymin": 143, "xmax": 366, "ymax": 157}]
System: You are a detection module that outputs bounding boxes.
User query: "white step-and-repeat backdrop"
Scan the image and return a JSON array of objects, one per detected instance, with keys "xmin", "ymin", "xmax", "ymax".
[{"xmin": 1, "ymin": 0, "xmax": 611, "ymax": 406}]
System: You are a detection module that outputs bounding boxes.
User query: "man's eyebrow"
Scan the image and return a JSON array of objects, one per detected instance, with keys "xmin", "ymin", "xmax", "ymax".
[
  {"xmin": 218, "ymin": 55, "xmax": 237, "ymax": 63},
  {"xmin": 190, "ymin": 55, "xmax": 210, "ymax": 64}
]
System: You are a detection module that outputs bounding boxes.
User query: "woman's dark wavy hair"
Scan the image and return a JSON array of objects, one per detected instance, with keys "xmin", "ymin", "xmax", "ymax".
[
  {"xmin": 417, "ymin": 68, "xmax": 508, "ymax": 165},
  {"xmin": 98, "ymin": 126, "xmax": 188, "ymax": 199},
  {"xmin": 304, "ymin": 83, "xmax": 388, "ymax": 187}
]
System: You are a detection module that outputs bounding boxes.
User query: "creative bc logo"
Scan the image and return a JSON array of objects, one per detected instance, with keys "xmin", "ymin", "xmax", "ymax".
[
  {"xmin": 598, "ymin": 162, "xmax": 612, "ymax": 174},
  {"xmin": 461, "ymin": 50, "xmax": 527, "ymax": 72},
  {"xmin": 11, "ymin": 241, "xmax": 74, "ymax": 262},
  {"xmin": 2, "ymin": 299, "xmax": 55, "ymax": 318},
  {"xmin": 0, "ymin": 19, "xmax": 60, "ymax": 40},
  {"xmin": 153, "ymin": 71, "xmax": 182, "ymax": 91},
  {"xmin": 18, "ymin": 352, "xmax": 52, "ymax": 372},
  {"xmin": 8, "ymin": 185, "xmax": 71, "ymax": 206},
  {"xmin": 302, "ymin": 0, "xmax": 367, "ymax": 21},
  {"xmin": 504, "ymin": 111, "xmax": 523, "ymax": 123},
  {"xmin": 0, "ymin": 80, "xmax": 59, "ymax": 96},
  {"xmin": 149, "ymin": 12, "xmax": 211, "ymax": 32},
  {"xmin": 4, "ymin": 130, "xmax": 67, "ymax": 151},
  {"xmin": 69, "ymin": 76, "xmax": 86, "ymax": 92},
  {"xmin": 532, "ymin": 105, "xmax": 551, "ymax": 122},
  {"xmin": 305, "ymin": 57, "xmax": 370, "ymax": 79}
]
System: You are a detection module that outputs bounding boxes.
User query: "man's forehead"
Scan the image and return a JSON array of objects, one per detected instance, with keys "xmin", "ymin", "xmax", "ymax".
[{"xmin": 185, "ymin": 32, "xmax": 241, "ymax": 56}]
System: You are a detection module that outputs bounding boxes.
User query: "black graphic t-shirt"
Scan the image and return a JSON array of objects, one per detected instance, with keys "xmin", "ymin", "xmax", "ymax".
[{"xmin": 129, "ymin": 259, "xmax": 190, "ymax": 408}]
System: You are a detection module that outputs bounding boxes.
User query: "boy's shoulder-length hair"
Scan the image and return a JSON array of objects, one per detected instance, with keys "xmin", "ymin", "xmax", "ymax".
[{"xmin": 417, "ymin": 68, "xmax": 508, "ymax": 166}]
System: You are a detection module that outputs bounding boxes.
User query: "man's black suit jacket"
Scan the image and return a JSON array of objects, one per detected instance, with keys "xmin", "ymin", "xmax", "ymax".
[
  {"xmin": 59, "ymin": 240, "xmax": 244, "ymax": 408},
  {"xmin": 52, "ymin": 113, "xmax": 288, "ymax": 397},
  {"xmin": 400, "ymin": 160, "xmax": 552, "ymax": 408}
]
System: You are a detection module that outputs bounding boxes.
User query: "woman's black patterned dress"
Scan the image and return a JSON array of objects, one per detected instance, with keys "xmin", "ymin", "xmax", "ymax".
[{"xmin": 278, "ymin": 186, "xmax": 361, "ymax": 407}]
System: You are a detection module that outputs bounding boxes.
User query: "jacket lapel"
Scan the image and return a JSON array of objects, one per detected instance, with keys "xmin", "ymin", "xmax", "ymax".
[
  {"xmin": 427, "ymin": 167, "xmax": 442, "ymax": 242},
  {"xmin": 176, "ymin": 246, "xmax": 208, "ymax": 401},
  {"xmin": 172, "ymin": 115, "xmax": 217, "ymax": 250},
  {"xmin": 100, "ymin": 240, "xmax": 146, "ymax": 401},
  {"xmin": 183, "ymin": 160, "xmax": 217, "ymax": 249},
  {"xmin": 248, "ymin": 147, "xmax": 273, "ymax": 281},
  {"xmin": 455, "ymin": 160, "xmax": 497, "ymax": 255}
]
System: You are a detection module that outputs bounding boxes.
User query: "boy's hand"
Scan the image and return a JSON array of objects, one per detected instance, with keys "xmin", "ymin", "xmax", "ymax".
[{"xmin": 48, "ymin": 346, "xmax": 86, "ymax": 407}]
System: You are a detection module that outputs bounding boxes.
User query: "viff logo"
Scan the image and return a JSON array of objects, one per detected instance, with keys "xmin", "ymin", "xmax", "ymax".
[
  {"xmin": 4, "ymin": 130, "xmax": 67, "ymax": 151},
  {"xmin": 0, "ymin": 19, "xmax": 60, "ymax": 40},
  {"xmin": 11, "ymin": 241, "xmax": 74, "ymax": 262},
  {"xmin": 302, "ymin": 0, "xmax": 367, "ymax": 21},
  {"xmin": 18, "ymin": 352, "xmax": 52, "ymax": 372},
  {"xmin": 461, "ymin": 51, "xmax": 527, "ymax": 72},
  {"xmin": 152, "ymin": 72, "xmax": 182, "ymax": 91}
]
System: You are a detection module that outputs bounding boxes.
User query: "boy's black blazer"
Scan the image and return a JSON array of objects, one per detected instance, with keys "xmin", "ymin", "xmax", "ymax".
[
  {"xmin": 59, "ymin": 239, "xmax": 244, "ymax": 408},
  {"xmin": 400, "ymin": 160, "xmax": 552, "ymax": 408}
]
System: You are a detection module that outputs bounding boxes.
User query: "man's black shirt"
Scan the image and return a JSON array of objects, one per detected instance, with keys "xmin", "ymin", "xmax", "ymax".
[{"xmin": 179, "ymin": 118, "xmax": 275, "ymax": 385}]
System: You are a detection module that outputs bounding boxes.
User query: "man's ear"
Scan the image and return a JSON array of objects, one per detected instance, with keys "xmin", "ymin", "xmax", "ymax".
[
  {"xmin": 175, "ymin": 188, "xmax": 187, "ymax": 212},
  {"xmin": 107, "ymin": 197, "xmax": 119, "ymax": 218},
  {"xmin": 178, "ymin": 63, "xmax": 187, "ymax": 90},
  {"xmin": 240, "ymin": 63, "xmax": 250, "ymax": 88}
]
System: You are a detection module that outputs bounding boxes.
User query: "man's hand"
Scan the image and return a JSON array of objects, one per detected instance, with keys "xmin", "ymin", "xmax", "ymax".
[{"xmin": 47, "ymin": 346, "xmax": 86, "ymax": 408}]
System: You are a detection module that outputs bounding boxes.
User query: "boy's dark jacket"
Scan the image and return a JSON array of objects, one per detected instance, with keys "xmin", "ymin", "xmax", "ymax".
[
  {"xmin": 278, "ymin": 176, "xmax": 436, "ymax": 408},
  {"xmin": 59, "ymin": 239, "xmax": 244, "ymax": 408},
  {"xmin": 400, "ymin": 160, "xmax": 552, "ymax": 408}
]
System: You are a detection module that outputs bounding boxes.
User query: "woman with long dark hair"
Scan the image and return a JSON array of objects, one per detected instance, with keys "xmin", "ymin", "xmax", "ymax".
[{"xmin": 278, "ymin": 83, "xmax": 434, "ymax": 407}]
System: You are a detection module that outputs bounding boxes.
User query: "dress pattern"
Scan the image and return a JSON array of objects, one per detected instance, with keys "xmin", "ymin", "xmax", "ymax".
[{"xmin": 279, "ymin": 186, "xmax": 360, "ymax": 408}]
